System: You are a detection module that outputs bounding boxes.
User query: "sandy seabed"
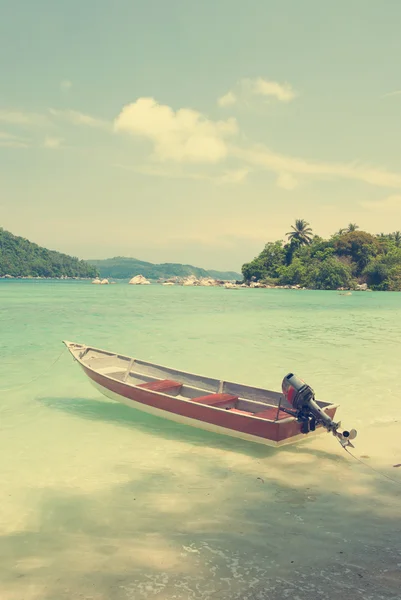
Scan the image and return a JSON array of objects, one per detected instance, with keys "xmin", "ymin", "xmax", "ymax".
[{"xmin": 1, "ymin": 413, "xmax": 400, "ymax": 600}]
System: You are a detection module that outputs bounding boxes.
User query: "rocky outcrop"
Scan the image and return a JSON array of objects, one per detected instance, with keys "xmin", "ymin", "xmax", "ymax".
[
  {"xmin": 182, "ymin": 275, "xmax": 199, "ymax": 286},
  {"xmin": 129, "ymin": 275, "xmax": 151, "ymax": 285},
  {"xmin": 92, "ymin": 278, "xmax": 102, "ymax": 284},
  {"xmin": 180, "ymin": 276, "xmax": 220, "ymax": 286},
  {"xmin": 198, "ymin": 277, "xmax": 218, "ymax": 286}
]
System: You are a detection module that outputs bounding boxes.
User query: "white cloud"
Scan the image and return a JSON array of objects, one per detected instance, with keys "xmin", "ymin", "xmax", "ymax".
[
  {"xmin": 117, "ymin": 163, "xmax": 208, "ymax": 180},
  {"xmin": 43, "ymin": 136, "xmax": 63, "ymax": 149},
  {"xmin": 218, "ymin": 167, "xmax": 249, "ymax": 184},
  {"xmin": 3, "ymin": 95, "xmax": 401, "ymax": 195},
  {"xmin": 116, "ymin": 163, "xmax": 248, "ymax": 185},
  {"xmin": 218, "ymin": 77, "xmax": 297, "ymax": 107},
  {"xmin": 49, "ymin": 109, "xmax": 110, "ymax": 130},
  {"xmin": 360, "ymin": 195, "xmax": 401, "ymax": 210},
  {"xmin": 0, "ymin": 131, "xmax": 28, "ymax": 142},
  {"xmin": 382, "ymin": 90, "xmax": 401, "ymax": 98},
  {"xmin": 0, "ymin": 109, "xmax": 48, "ymax": 126},
  {"xmin": 217, "ymin": 91, "xmax": 237, "ymax": 107},
  {"xmin": 60, "ymin": 80, "xmax": 72, "ymax": 91},
  {"xmin": 246, "ymin": 78, "xmax": 297, "ymax": 102},
  {"xmin": 232, "ymin": 144, "xmax": 401, "ymax": 190},
  {"xmin": 0, "ymin": 131, "xmax": 29, "ymax": 148},
  {"xmin": 114, "ymin": 97, "xmax": 238, "ymax": 163},
  {"xmin": 0, "ymin": 141, "xmax": 29, "ymax": 148},
  {"xmin": 276, "ymin": 171, "xmax": 299, "ymax": 190},
  {"xmin": 0, "ymin": 107, "xmax": 109, "ymax": 131}
]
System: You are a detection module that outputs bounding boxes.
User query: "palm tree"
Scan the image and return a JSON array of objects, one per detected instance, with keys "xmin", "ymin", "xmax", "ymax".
[
  {"xmin": 393, "ymin": 231, "xmax": 401, "ymax": 246},
  {"xmin": 286, "ymin": 219, "xmax": 313, "ymax": 246},
  {"xmin": 336, "ymin": 228, "xmax": 346, "ymax": 236},
  {"xmin": 347, "ymin": 223, "xmax": 359, "ymax": 233}
]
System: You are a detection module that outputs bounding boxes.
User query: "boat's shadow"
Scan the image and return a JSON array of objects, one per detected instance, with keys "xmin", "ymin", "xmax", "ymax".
[{"xmin": 38, "ymin": 395, "xmax": 345, "ymax": 462}]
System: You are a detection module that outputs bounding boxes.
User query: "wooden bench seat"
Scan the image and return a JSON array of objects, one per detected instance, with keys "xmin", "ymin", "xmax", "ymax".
[
  {"xmin": 256, "ymin": 407, "xmax": 291, "ymax": 421},
  {"xmin": 192, "ymin": 393, "xmax": 238, "ymax": 407},
  {"xmin": 138, "ymin": 379, "xmax": 182, "ymax": 393}
]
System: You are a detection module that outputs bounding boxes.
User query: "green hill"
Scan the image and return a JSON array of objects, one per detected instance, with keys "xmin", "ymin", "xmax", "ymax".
[
  {"xmin": 87, "ymin": 257, "xmax": 241, "ymax": 281},
  {"xmin": 242, "ymin": 224, "xmax": 401, "ymax": 290},
  {"xmin": 0, "ymin": 228, "xmax": 98, "ymax": 279}
]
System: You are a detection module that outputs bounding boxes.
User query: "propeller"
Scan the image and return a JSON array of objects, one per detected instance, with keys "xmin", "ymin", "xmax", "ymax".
[{"xmin": 335, "ymin": 428, "xmax": 357, "ymax": 448}]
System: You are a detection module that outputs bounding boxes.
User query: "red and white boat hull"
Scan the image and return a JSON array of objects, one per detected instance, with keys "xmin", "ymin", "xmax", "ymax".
[{"xmin": 80, "ymin": 363, "xmax": 338, "ymax": 447}]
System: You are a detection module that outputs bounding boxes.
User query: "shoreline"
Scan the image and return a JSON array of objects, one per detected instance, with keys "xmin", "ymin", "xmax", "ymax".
[{"xmin": 0, "ymin": 276, "xmax": 383, "ymax": 292}]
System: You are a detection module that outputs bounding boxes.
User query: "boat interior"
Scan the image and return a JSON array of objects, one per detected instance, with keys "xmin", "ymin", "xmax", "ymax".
[{"xmin": 70, "ymin": 344, "xmax": 333, "ymax": 422}]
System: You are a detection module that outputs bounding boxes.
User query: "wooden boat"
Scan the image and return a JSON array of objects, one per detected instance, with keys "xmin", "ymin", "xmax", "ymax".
[{"xmin": 64, "ymin": 341, "xmax": 342, "ymax": 447}]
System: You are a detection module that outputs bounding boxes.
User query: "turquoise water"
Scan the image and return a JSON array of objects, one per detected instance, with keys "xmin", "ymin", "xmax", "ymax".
[{"xmin": 1, "ymin": 281, "xmax": 400, "ymax": 599}]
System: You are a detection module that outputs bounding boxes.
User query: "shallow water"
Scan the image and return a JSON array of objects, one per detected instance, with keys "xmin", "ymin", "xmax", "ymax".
[{"xmin": 0, "ymin": 281, "xmax": 400, "ymax": 599}]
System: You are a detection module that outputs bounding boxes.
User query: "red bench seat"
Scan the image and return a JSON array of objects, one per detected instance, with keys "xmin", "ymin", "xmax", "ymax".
[
  {"xmin": 138, "ymin": 379, "xmax": 182, "ymax": 393},
  {"xmin": 192, "ymin": 393, "xmax": 238, "ymax": 407},
  {"xmin": 256, "ymin": 407, "xmax": 291, "ymax": 421}
]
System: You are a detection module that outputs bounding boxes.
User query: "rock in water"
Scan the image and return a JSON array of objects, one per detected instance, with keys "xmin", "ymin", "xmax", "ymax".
[
  {"xmin": 182, "ymin": 275, "xmax": 199, "ymax": 286},
  {"xmin": 129, "ymin": 275, "xmax": 151, "ymax": 285},
  {"xmin": 199, "ymin": 277, "xmax": 218, "ymax": 286}
]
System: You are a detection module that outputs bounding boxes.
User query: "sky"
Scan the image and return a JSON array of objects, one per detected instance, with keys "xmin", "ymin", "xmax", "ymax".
[{"xmin": 1, "ymin": 0, "xmax": 401, "ymax": 271}]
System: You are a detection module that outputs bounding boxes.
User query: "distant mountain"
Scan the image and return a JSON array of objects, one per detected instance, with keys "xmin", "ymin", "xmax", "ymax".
[
  {"xmin": 87, "ymin": 257, "xmax": 241, "ymax": 281},
  {"xmin": 207, "ymin": 269, "xmax": 242, "ymax": 281},
  {"xmin": 0, "ymin": 228, "xmax": 98, "ymax": 279}
]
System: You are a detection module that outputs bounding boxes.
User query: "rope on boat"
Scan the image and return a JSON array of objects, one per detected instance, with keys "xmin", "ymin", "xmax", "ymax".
[
  {"xmin": 0, "ymin": 347, "xmax": 67, "ymax": 393},
  {"xmin": 342, "ymin": 445, "xmax": 401, "ymax": 488}
]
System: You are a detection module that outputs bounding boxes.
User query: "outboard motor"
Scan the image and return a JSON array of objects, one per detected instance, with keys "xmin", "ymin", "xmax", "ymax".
[{"xmin": 281, "ymin": 373, "xmax": 357, "ymax": 447}]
